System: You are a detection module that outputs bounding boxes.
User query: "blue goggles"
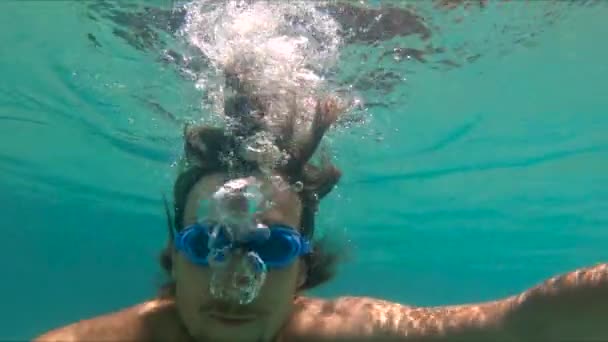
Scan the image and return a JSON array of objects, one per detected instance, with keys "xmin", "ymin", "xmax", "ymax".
[{"xmin": 174, "ymin": 222, "xmax": 311, "ymax": 269}]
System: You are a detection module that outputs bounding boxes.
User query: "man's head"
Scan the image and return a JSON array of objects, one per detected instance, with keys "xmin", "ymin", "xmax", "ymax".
[
  {"xmin": 171, "ymin": 171, "xmax": 308, "ymax": 341},
  {"xmin": 159, "ymin": 94, "xmax": 344, "ymax": 341}
]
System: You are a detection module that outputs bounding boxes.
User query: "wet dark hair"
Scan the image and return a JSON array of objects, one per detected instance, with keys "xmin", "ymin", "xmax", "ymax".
[{"xmin": 158, "ymin": 96, "xmax": 344, "ymax": 297}]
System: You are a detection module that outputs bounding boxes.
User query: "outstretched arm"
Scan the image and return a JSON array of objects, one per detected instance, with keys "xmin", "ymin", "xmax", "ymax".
[
  {"xmin": 286, "ymin": 263, "xmax": 608, "ymax": 341},
  {"xmin": 286, "ymin": 295, "xmax": 515, "ymax": 341}
]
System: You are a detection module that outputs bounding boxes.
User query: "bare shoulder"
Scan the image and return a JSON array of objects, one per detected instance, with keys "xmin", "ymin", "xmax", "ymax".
[
  {"xmin": 284, "ymin": 295, "xmax": 515, "ymax": 341},
  {"xmin": 34, "ymin": 299, "xmax": 187, "ymax": 342}
]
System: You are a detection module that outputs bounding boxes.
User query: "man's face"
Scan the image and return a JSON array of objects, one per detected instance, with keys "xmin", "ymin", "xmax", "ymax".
[{"xmin": 172, "ymin": 172, "xmax": 306, "ymax": 342}]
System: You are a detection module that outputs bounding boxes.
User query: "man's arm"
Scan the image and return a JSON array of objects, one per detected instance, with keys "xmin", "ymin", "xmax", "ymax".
[
  {"xmin": 287, "ymin": 263, "xmax": 608, "ymax": 341},
  {"xmin": 286, "ymin": 295, "xmax": 517, "ymax": 341}
]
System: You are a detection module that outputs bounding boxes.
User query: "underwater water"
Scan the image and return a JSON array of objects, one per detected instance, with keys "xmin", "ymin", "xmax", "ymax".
[{"xmin": 1, "ymin": 0, "xmax": 608, "ymax": 339}]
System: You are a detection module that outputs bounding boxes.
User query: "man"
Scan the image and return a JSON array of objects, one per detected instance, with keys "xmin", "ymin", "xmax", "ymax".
[{"xmin": 35, "ymin": 91, "xmax": 608, "ymax": 341}]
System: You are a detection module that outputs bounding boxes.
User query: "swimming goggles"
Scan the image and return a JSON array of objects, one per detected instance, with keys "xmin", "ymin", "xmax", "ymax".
[{"xmin": 174, "ymin": 221, "xmax": 311, "ymax": 269}]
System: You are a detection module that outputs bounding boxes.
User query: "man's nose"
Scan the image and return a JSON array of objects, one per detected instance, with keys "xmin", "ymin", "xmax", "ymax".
[
  {"xmin": 221, "ymin": 250, "xmax": 255, "ymax": 286},
  {"xmin": 225, "ymin": 249, "xmax": 252, "ymax": 272}
]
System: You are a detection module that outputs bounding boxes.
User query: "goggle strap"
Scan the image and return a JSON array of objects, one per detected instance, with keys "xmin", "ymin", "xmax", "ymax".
[{"xmin": 162, "ymin": 194, "xmax": 176, "ymax": 242}]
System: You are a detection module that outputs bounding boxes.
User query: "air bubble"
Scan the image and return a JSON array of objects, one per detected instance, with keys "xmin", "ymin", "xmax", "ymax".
[{"xmin": 292, "ymin": 181, "xmax": 304, "ymax": 192}]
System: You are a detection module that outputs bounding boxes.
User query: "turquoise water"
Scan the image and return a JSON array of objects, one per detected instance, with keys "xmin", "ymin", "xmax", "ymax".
[{"xmin": 2, "ymin": 1, "xmax": 608, "ymax": 340}]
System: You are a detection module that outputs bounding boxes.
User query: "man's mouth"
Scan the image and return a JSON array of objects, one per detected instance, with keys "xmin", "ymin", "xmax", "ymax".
[{"xmin": 208, "ymin": 311, "xmax": 257, "ymax": 325}]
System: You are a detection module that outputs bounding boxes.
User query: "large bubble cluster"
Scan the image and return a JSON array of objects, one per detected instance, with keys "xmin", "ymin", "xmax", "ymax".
[{"xmin": 179, "ymin": 0, "xmax": 344, "ymax": 170}]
